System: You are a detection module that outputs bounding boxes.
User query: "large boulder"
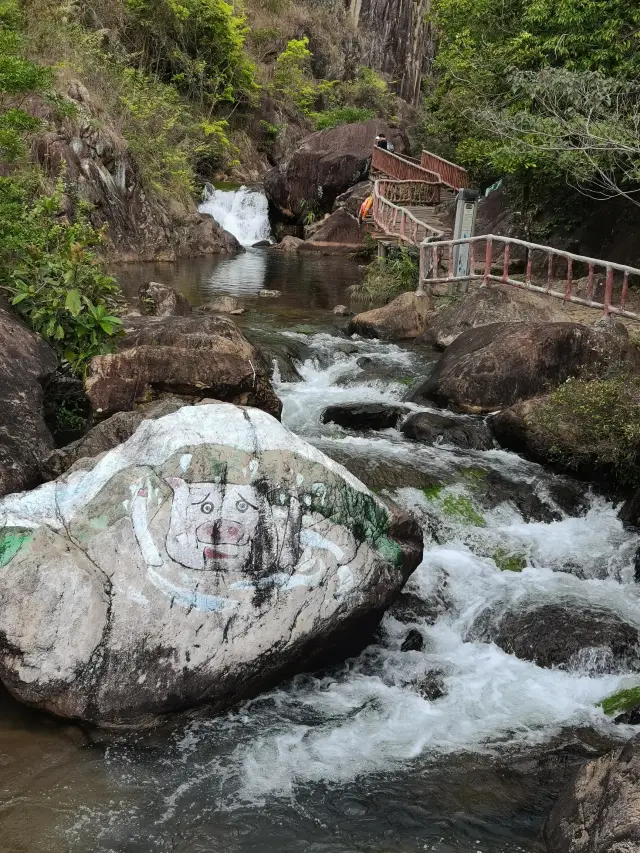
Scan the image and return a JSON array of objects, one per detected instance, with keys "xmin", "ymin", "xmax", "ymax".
[
  {"xmin": 308, "ymin": 208, "xmax": 365, "ymax": 246},
  {"xmin": 139, "ymin": 282, "xmax": 191, "ymax": 317},
  {"xmin": 422, "ymin": 284, "xmax": 566, "ymax": 349},
  {"xmin": 412, "ymin": 322, "xmax": 640, "ymax": 413},
  {"xmin": 321, "ymin": 403, "xmax": 409, "ymax": 431},
  {"xmin": 0, "ymin": 404, "xmax": 422, "ymax": 728},
  {"xmin": 85, "ymin": 314, "xmax": 282, "ymax": 420},
  {"xmin": 401, "ymin": 411, "xmax": 494, "ymax": 450},
  {"xmin": 0, "ymin": 300, "xmax": 57, "ymax": 498},
  {"xmin": 39, "ymin": 398, "xmax": 186, "ymax": 481},
  {"xmin": 333, "ymin": 180, "xmax": 373, "ymax": 218},
  {"xmin": 349, "ymin": 292, "xmax": 432, "ymax": 341},
  {"xmin": 468, "ymin": 602, "xmax": 640, "ymax": 672},
  {"xmin": 264, "ymin": 120, "xmax": 407, "ymax": 218},
  {"xmin": 544, "ymin": 734, "xmax": 640, "ymax": 853},
  {"xmin": 492, "ymin": 387, "xmax": 640, "ymax": 488}
]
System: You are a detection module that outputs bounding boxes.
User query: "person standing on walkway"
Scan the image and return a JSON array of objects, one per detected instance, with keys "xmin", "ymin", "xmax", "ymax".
[{"xmin": 375, "ymin": 134, "xmax": 388, "ymax": 151}]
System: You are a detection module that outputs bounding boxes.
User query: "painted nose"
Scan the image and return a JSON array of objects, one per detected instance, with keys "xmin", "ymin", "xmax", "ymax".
[{"xmin": 197, "ymin": 520, "xmax": 246, "ymax": 544}]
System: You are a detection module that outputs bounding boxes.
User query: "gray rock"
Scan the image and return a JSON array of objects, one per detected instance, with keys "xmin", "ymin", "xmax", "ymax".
[
  {"xmin": 333, "ymin": 305, "xmax": 351, "ymax": 316},
  {"xmin": 201, "ymin": 295, "xmax": 242, "ymax": 314},
  {"xmin": 0, "ymin": 405, "xmax": 423, "ymax": 728},
  {"xmin": 468, "ymin": 603, "xmax": 640, "ymax": 671},
  {"xmin": 139, "ymin": 282, "xmax": 191, "ymax": 317},
  {"xmin": 0, "ymin": 299, "xmax": 57, "ymax": 498},
  {"xmin": 401, "ymin": 628, "xmax": 424, "ymax": 652},
  {"xmin": 322, "ymin": 403, "xmax": 409, "ymax": 432},
  {"xmin": 401, "ymin": 411, "xmax": 494, "ymax": 450},
  {"xmin": 349, "ymin": 292, "xmax": 432, "ymax": 341},
  {"xmin": 544, "ymin": 734, "xmax": 640, "ymax": 853}
]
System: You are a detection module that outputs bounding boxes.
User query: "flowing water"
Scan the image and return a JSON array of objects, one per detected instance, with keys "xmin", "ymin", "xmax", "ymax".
[
  {"xmin": 199, "ymin": 186, "xmax": 272, "ymax": 246},
  {"xmin": 1, "ymin": 253, "xmax": 639, "ymax": 853}
]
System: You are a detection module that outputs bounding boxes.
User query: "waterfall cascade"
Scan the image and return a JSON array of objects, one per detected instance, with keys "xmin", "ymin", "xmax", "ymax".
[{"xmin": 199, "ymin": 185, "xmax": 272, "ymax": 247}]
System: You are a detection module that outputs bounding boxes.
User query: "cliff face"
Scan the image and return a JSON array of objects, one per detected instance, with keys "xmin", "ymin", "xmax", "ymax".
[
  {"xmin": 348, "ymin": 0, "xmax": 432, "ymax": 106},
  {"xmin": 30, "ymin": 79, "xmax": 241, "ymax": 262}
]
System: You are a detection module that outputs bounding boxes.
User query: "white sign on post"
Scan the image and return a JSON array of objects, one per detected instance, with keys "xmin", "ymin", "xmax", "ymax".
[{"xmin": 452, "ymin": 190, "xmax": 479, "ymax": 280}]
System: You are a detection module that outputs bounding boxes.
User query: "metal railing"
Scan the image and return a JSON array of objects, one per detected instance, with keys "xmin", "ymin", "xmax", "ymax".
[
  {"xmin": 373, "ymin": 180, "xmax": 444, "ymax": 249},
  {"xmin": 420, "ymin": 150, "xmax": 469, "ymax": 191},
  {"xmin": 418, "ymin": 234, "xmax": 640, "ymax": 320},
  {"xmin": 371, "ymin": 146, "xmax": 441, "ymax": 187}
]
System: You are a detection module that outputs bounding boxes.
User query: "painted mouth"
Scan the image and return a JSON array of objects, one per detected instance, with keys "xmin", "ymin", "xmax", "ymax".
[{"xmin": 204, "ymin": 547, "xmax": 230, "ymax": 560}]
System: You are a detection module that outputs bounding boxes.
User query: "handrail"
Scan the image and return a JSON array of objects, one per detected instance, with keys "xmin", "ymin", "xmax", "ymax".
[
  {"xmin": 371, "ymin": 146, "xmax": 441, "ymax": 184},
  {"xmin": 418, "ymin": 234, "xmax": 640, "ymax": 320},
  {"xmin": 373, "ymin": 179, "xmax": 444, "ymax": 251},
  {"xmin": 420, "ymin": 150, "xmax": 468, "ymax": 191}
]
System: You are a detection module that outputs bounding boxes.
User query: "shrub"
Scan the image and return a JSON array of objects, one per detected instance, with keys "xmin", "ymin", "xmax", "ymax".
[
  {"xmin": 273, "ymin": 37, "xmax": 317, "ymax": 114},
  {"xmin": 530, "ymin": 375, "xmax": 640, "ymax": 486},
  {"xmin": 1, "ymin": 178, "xmax": 123, "ymax": 373},
  {"xmin": 312, "ymin": 106, "xmax": 375, "ymax": 130},
  {"xmin": 350, "ymin": 248, "xmax": 419, "ymax": 304}
]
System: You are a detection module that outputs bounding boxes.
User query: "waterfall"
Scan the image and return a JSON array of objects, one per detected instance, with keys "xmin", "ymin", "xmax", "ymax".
[{"xmin": 199, "ymin": 185, "xmax": 272, "ymax": 247}]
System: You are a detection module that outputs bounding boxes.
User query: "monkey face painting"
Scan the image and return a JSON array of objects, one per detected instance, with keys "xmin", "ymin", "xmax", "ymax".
[{"xmin": 164, "ymin": 479, "xmax": 263, "ymax": 573}]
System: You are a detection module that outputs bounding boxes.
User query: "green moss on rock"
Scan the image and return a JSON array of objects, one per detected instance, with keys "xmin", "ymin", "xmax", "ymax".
[
  {"xmin": 599, "ymin": 686, "xmax": 640, "ymax": 717},
  {"xmin": 492, "ymin": 548, "xmax": 526, "ymax": 572}
]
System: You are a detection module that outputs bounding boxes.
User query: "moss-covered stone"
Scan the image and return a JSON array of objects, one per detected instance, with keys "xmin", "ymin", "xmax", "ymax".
[
  {"xmin": 599, "ymin": 686, "xmax": 640, "ymax": 717},
  {"xmin": 492, "ymin": 548, "xmax": 526, "ymax": 572}
]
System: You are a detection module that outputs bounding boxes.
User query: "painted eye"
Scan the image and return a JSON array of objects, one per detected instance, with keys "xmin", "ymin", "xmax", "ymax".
[
  {"xmin": 236, "ymin": 499, "xmax": 249, "ymax": 513},
  {"xmin": 201, "ymin": 502, "xmax": 214, "ymax": 515}
]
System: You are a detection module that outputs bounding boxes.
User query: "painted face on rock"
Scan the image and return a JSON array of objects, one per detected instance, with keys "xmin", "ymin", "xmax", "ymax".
[{"xmin": 165, "ymin": 479, "xmax": 262, "ymax": 572}]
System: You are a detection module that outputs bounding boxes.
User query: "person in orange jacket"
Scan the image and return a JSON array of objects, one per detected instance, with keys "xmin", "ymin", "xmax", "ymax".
[{"xmin": 358, "ymin": 194, "xmax": 373, "ymax": 224}]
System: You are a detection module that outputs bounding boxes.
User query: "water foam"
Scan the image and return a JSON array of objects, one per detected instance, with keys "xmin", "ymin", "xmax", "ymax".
[{"xmin": 199, "ymin": 186, "xmax": 271, "ymax": 246}]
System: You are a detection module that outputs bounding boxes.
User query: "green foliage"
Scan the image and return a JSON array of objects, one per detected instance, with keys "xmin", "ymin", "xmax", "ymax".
[
  {"xmin": 312, "ymin": 106, "xmax": 375, "ymax": 131},
  {"xmin": 530, "ymin": 375, "xmax": 640, "ymax": 486},
  {"xmin": 120, "ymin": 0, "xmax": 256, "ymax": 107},
  {"xmin": 420, "ymin": 0, "xmax": 640, "ymax": 195},
  {"xmin": 0, "ymin": 0, "xmax": 52, "ymax": 162},
  {"xmin": 599, "ymin": 686, "xmax": 640, "ymax": 717},
  {"xmin": 0, "ymin": 178, "xmax": 123, "ymax": 372},
  {"xmin": 274, "ymin": 37, "xmax": 317, "ymax": 114},
  {"xmin": 351, "ymin": 248, "xmax": 419, "ymax": 304}
]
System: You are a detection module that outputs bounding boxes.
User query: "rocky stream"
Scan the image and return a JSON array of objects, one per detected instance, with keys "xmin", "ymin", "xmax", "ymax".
[{"xmin": 0, "ymin": 238, "xmax": 638, "ymax": 853}]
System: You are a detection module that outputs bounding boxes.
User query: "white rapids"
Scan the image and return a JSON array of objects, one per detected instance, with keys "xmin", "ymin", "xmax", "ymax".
[
  {"xmin": 62, "ymin": 328, "xmax": 640, "ymax": 850},
  {"xmin": 199, "ymin": 185, "xmax": 272, "ymax": 247}
]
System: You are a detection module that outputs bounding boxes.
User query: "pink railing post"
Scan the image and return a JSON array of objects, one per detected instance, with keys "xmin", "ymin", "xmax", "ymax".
[
  {"xmin": 587, "ymin": 264, "xmax": 595, "ymax": 303},
  {"xmin": 565, "ymin": 258, "xmax": 573, "ymax": 301},
  {"xmin": 525, "ymin": 249, "xmax": 533, "ymax": 286},
  {"xmin": 621, "ymin": 272, "xmax": 629, "ymax": 310},
  {"xmin": 547, "ymin": 253, "xmax": 553, "ymax": 292},
  {"xmin": 447, "ymin": 245, "xmax": 454, "ymax": 280},
  {"xmin": 484, "ymin": 238, "xmax": 493, "ymax": 285},
  {"xmin": 502, "ymin": 244, "xmax": 511, "ymax": 283},
  {"xmin": 418, "ymin": 245, "xmax": 426, "ymax": 296},
  {"xmin": 604, "ymin": 266, "xmax": 614, "ymax": 318}
]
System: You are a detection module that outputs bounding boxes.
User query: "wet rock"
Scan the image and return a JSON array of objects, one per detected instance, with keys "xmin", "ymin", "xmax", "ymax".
[
  {"xmin": 620, "ymin": 489, "xmax": 640, "ymax": 528},
  {"xmin": 264, "ymin": 120, "xmax": 408, "ymax": 218},
  {"xmin": 277, "ymin": 236, "xmax": 304, "ymax": 252},
  {"xmin": 356, "ymin": 356, "xmax": 372, "ymax": 367},
  {"xmin": 321, "ymin": 403, "xmax": 409, "ymax": 432},
  {"xmin": 39, "ymin": 398, "xmax": 186, "ymax": 481},
  {"xmin": 259, "ymin": 290, "xmax": 281, "ymax": 298},
  {"xmin": 421, "ymin": 284, "xmax": 565, "ymax": 350},
  {"xmin": 468, "ymin": 603, "xmax": 640, "ymax": 671},
  {"xmin": 0, "ymin": 404, "xmax": 423, "ymax": 728},
  {"xmin": 201, "ymin": 296, "xmax": 242, "ymax": 314},
  {"xmin": 389, "ymin": 591, "xmax": 445, "ymax": 626},
  {"xmin": 85, "ymin": 314, "xmax": 282, "ymax": 420},
  {"xmin": 138, "ymin": 282, "xmax": 191, "ymax": 317},
  {"xmin": 308, "ymin": 209, "xmax": 365, "ymax": 246},
  {"xmin": 412, "ymin": 322, "xmax": 640, "ymax": 413},
  {"xmin": 416, "ymin": 669, "xmax": 447, "ymax": 701},
  {"xmin": 544, "ymin": 734, "xmax": 640, "ymax": 853},
  {"xmin": 349, "ymin": 292, "xmax": 432, "ymax": 341},
  {"xmin": 251, "ymin": 240, "xmax": 271, "ymax": 248},
  {"xmin": 333, "ymin": 181, "xmax": 373, "ymax": 218},
  {"xmin": 401, "ymin": 629, "xmax": 424, "ymax": 652},
  {"xmin": 333, "ymin": 305, "xmax": 351, "ymax": 316},
  {"xmin": 0, "ymin": 299, "xmax": 57, "ymax": 498},
  {"xmin": 401, "ymin": 412, "xmax": 494, "ymax": 450}
]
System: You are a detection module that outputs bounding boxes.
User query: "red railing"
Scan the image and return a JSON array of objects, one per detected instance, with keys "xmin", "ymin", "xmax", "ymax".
[
  {"xmin": 418, "ymin": 234, "xmax": 640, "ymax": 320},
  {"xmin": 420, "ymin": 150, "xmax": 469, "ymax": 191},
  {"xmin": 373, "ymin": 180, "xmax": 444, "ymax": 249},
  {"xmin": 372, "ymin": 146, "xmax": 441, "ymax": 187}
]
